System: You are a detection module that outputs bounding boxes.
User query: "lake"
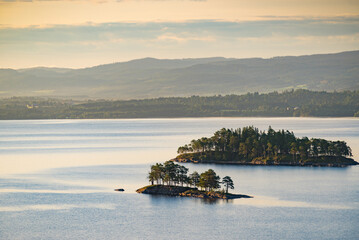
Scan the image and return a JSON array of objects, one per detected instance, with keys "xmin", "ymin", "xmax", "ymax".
[{"xmin": 0, "ymin": 118, "xmax": 358, "ymax": 239}]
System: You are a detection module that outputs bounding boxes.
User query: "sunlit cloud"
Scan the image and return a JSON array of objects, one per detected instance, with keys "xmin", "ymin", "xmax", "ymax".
[
  {"xmin": 156, "ymin": 33, "xmax": 216, "ymax": 43},
  {"xmin": 1, "ymin": 0, "xmax": 358, "ymax": 28},
  {"xmin": 0, "ymin": 0, "xmax": 107, "ymax": 2},
  {"xmin": 1, "ymin": 17, "xmax": 358, "ymax": 42},
  {"xmin": 0, "ymin": 8, "xmax": 358, "ymax": 68}
]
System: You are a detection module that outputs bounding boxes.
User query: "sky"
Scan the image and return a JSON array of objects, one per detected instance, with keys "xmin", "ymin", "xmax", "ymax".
[{"xmin": 0, "ymin": 0, "xmax": 358, "ymax": 68}]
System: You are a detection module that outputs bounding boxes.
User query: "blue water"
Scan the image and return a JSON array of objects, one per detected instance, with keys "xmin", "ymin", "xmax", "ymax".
[{"xmin": 0, "ymin": 118, "xmax": 358, "ymax": 239}]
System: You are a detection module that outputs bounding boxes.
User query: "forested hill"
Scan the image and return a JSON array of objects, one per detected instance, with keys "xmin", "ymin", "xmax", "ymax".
[
  {"xmin": 0, "ymin": 51, "xmax": 358, "ymax": 99},
  {"xmin": 1, "ymin": 90, "xmax": 359, "ymax": 119}
]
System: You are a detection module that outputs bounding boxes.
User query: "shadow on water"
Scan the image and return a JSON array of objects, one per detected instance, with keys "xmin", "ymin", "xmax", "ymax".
[{"xmin": 148, "ymin": 194, "xmax": 235, "ymax": 205}]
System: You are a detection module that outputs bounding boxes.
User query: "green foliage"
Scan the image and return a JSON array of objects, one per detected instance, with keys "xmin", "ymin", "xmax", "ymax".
[
  {"xmin": 198, "ymin": 169, "xmax": 221, "ymax": 191},
  {"xmin": 149, "ymin": 163, "xmax": 164, "ymax": 185},
  {"xmin": 148, "ymin": 161, "xmax": 189, "ymax": 186},
  {"xmin": 189, "ymin": 171, "xmax": 200, "ymax": 187},
  {"xmin": 1, "ymin": 90, "xmax": 359, "ymax": 119},
  {"xmin": 148, "ymin": 161, "xmax": 226, "ymax": 191},
  {"xmin": 177, "ymin": 126, "xmax": 353, "ymax": 164},
  {"xmin": 222, "ymin": 176, "xmax": 234, "ymax": 193}
]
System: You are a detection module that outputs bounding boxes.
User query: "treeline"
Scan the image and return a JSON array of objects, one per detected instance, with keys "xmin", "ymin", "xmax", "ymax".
[
  {"xmin": 1, "ymin": 89, "xmax": 359, "ymax": 119},
  {"xmin": 177, "ymin": 126, "xmax": 352, "ymax": 162},
  {"xmin": 148, "ymin": 161, "xmax": 234, "ymax": 192}
]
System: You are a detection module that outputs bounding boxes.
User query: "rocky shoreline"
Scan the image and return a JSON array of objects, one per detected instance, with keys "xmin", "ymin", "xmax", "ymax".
[
  {"xmin": 136, "ymin": 185, "xmax": 252, "ymax": 200},
  {"xmin": 173, "ymin": 154, "xmax": 358, "ymax": 167}
]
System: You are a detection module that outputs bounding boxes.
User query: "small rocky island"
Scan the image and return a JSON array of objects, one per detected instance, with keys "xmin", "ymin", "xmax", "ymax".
[
  {"xmin": 136, "ymin": 185, "xmax": 251, "ymax": 199},
  {"xmin": 174, "ymin": 126, "xmax": 358, "ymax": 167},
  {"xmin": 136, "ymin": 161, "xmax": 252, "ymax": 200}
]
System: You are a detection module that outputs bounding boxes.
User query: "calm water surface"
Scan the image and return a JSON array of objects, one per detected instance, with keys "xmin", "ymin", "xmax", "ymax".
[{"xmin": 0, "ymin": 118, "xmax": 358, "ymax": 239}]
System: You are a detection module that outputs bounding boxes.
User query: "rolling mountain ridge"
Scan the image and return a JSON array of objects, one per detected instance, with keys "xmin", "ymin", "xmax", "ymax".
[{"xmin": 1, "ymin": 51, "xmax": 358, "ymax": 99}]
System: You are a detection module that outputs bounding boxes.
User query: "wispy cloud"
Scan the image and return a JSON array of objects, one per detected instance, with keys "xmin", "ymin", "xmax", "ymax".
[
  {"xmin": 0, "ymin": 0, "xmax": 106, "ymax": 2},
  {"xmin": 156, "ymin": 33, "xmax": 216, "ymax": 43},
  {"xmin": 0, "ymin": 0, "xmax": 207, "ymax": 1},
  {"xmin": 1, "ymin": 0, "xmax": 358, "ymax": 28},
  {"xmin": 0, "ymin": 17, "xmax": 358, "ymax": 68},
  {"xmin": 1, "ymin": 17, "xmax": 358, "ymax": 42}
]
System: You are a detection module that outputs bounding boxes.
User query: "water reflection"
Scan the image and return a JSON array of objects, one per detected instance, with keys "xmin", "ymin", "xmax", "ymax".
[
  {"xmin": 0, "ymin": 203, "xmax": 117, "ymax": 212},
  {"xmin": 232, "ymin": 195, "xmax": 356, "ymax": 210},
  {"xmin": 148, "ymin": 194, "xmax": 235, "ymax": 205},
  {"xmin": 0, "ymin": 119, "xmax": 359, "ymax": 239}
]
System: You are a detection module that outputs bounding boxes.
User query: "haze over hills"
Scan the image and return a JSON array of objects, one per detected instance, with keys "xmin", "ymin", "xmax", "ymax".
[{"xmin": 0, "ymin": 51, "xmax": 358, "ymax": 99}]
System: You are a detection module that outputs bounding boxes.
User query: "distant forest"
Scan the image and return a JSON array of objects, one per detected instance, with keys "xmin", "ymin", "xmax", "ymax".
[{"xmin": 0, "ymin": 89, "xmax": 359, "ymax": 119}]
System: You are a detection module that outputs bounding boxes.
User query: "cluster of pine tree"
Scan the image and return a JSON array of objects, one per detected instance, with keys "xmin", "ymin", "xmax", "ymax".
[
  {"xmin": 148, "ymin": 161, "xmax": 234, "ymax": 192},
  {"xmin": 177, "ymin": 126, "xmax": 352, "ymax": 162}
]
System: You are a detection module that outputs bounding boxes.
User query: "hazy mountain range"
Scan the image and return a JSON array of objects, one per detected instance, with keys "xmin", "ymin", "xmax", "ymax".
[{"xmin": 1, "ymin": 51, "xmax": 358, "ymax": 99}]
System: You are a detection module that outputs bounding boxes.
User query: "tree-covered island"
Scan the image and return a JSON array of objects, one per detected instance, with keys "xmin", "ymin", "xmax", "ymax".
[
  {"xmin": 174, "ymin": 126, "xmax": 358, "ymax": 167},
  {"xmin": 136, "ymin": 161, "xmax": 251, "ymax": 199}
]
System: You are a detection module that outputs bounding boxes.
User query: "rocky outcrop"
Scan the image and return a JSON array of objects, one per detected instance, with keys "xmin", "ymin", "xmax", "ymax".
[
  {"xmin": 136, "ymin": 185, "xmax": 194, "ymax": 196},
  {"xmin": 173, "ymin": 154, "xmax": 358, "ymax": 167},
  {"xmin": 179, "ymin": 189, "xmax": 252, "ymax": 199},
  {"xmin": 136, "ymin": 185, "xmax": 252, "ymax": 199}
]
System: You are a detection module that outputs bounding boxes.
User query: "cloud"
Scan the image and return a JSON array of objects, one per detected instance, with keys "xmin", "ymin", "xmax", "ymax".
[
  {"xmin": 2, "ymin": 0, "xmax": 358, "ymax": 28},
  {"xmin": 1, "ymin": 16, "xmax": 358, "ymax": 43},
  {"xmin": 0, "ymin": 0, "xmax": 206, "ymax": 2},
  {"xmin": 0, "ymin": 17, "xmax": 358, "ymax": 68},
  {"xmin": 0, "ymin": 0, "xmax": 105, "ymax": 2},
  {"xmin": 156, "ymin": 33, "xmax": 215, "ymax": 43}
]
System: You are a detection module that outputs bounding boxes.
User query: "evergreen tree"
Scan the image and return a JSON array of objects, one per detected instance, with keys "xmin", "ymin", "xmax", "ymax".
[
  {"xmin": 189, "ymin": 171, "xmax": 200, "ymax": 188},
  {"xmin": 198, "ymin": 169, "xmax": 220, "ymax": 191},
  {"xmin": 177, "ymin": 126, "xmax": 353, "ymax": 163},
  {"xmin": 222, "ymin": 176, "xmax": 234, "ymax": 193}
]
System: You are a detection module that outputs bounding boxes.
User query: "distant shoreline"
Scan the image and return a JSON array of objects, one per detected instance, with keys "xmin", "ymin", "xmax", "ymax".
[{"xmin": 1, "ymin": 90, "xmax": 358, "ymax": 119}]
